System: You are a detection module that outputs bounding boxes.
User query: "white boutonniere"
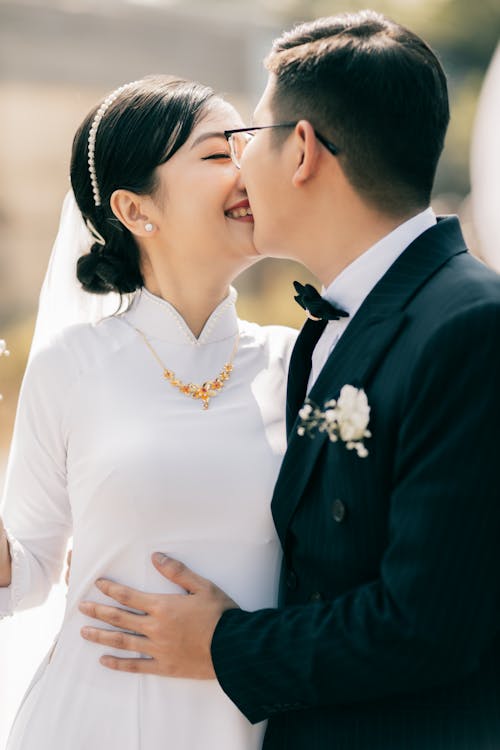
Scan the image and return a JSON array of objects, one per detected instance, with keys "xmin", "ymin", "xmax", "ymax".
[{"xmin": 297, "ymin": 385, "xmax": 371, "ymax": 458}]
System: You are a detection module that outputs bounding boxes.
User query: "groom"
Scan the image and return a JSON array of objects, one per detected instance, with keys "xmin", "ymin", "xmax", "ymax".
[{"xmin": 81, "ymin": 11, "xmax": 500, "ymax": 748}]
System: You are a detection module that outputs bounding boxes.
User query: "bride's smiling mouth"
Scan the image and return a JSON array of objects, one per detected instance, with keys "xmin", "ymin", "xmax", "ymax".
[{"xmin": 225, "ymin": 199, "xmax": 254, "ymax": 223}]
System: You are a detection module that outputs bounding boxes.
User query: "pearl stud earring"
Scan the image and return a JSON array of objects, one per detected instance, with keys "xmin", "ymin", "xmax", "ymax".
[{"xmin": 144, "ymin": 222, "xmax": 154, "ymax": 232}]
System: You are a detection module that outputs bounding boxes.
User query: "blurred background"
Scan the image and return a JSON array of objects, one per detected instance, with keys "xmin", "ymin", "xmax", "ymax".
[{"xmin": 0, "ymin": 0, "xmax": 499, "ymax": 744}]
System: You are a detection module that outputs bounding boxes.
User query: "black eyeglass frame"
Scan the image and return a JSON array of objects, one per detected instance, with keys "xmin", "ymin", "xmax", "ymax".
[{"xmin": 223, "ymin": 122, "xmax": 340, "ymax": 167}]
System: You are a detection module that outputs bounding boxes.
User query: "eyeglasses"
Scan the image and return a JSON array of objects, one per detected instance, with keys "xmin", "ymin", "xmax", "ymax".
[{"xmin": 223, "ymin": 122, "xmax": 340, "ymax": 169}]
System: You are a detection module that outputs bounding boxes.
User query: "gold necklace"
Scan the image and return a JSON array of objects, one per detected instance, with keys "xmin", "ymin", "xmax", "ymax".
[{"xmin": 135, "ymin": 328, "xmax": 240, "ymax": 410}]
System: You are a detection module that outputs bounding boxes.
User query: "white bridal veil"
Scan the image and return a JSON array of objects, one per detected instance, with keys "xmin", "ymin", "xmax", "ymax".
[
  {"xmin": 29, "ymin": 191, "xmax": 125, "ymax": 360},
  {"xmin": 471, "ymin": 42, "xmax": 500, "ymax": 272}
]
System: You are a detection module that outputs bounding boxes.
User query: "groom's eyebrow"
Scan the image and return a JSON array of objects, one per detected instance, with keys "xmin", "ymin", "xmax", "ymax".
[{"xmin": 190, "ymin": 132, "xmax": 227, "ymax": 149}]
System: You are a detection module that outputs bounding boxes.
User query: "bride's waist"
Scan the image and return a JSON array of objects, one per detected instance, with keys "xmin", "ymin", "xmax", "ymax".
[{"xmin": 64, "ymin": 539, "xmax": 282, "ymax": 615}]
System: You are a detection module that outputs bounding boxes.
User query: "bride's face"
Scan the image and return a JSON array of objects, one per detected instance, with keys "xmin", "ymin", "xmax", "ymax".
[{"xmin": 148, "ymin": 99, "xmax": 259, "ymax": 277}]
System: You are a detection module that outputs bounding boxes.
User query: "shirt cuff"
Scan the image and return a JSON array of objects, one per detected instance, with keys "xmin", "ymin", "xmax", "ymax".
[{"xmin": 0, "ymin": 527, "xmax": 28, "ymax": 618}]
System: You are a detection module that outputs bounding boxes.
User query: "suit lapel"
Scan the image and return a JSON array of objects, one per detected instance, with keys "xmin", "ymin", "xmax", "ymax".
[
  {"xmin": 274, "ymin": 313, "xmax": 407, "ymax": 544},
  {"xmin": 272, "ymin": 216, "xmax": 468, "ymax": 545}
]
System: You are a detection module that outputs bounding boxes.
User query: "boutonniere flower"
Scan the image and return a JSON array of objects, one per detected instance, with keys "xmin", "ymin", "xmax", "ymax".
[{"xmin": 297, "ymin": 385, "xmax": 371, "ymax": 458}]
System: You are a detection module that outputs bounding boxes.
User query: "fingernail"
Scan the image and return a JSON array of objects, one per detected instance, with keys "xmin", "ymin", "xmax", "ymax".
[
  {"xmin": 153, "ymin": 552, "xmax": 168, "ymax": 564},
  {"xmin": 81, "ymin": 627, "xmax": 91, "ymax": 637},
  {"xmin": 79, "ymin": 602, "xmax": 89, "ymax": 612}
]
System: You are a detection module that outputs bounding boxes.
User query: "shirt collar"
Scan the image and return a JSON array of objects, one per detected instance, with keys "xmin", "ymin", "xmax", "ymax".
[
  {"xmin": 122, "ymin": 286, "xmax": 239, "ymax": 345},
  {"xmin": 323, "ymin": 207, "xmax": 437, "ymax": 318}
]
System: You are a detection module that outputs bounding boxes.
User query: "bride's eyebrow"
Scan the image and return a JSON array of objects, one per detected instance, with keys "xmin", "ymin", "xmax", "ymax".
[{"xmin": 190, "ymin": 132, "xmax": 227, "ymax": 149}]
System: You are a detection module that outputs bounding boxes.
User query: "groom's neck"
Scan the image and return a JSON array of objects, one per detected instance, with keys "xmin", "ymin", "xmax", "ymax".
[{"xmin": 302, "ymin": 191, "xmax": 421, "ymax": 288}]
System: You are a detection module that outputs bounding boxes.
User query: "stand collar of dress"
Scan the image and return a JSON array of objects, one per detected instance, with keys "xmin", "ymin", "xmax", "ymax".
[{"xmin": 123, "ymin": 286, "xmax": 239, "ymax": 346}]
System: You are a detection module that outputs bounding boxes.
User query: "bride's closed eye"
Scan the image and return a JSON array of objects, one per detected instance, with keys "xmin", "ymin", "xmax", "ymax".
[{"xmin": 201, "ymin": 153, "xmax": 231, "ymax": 161}]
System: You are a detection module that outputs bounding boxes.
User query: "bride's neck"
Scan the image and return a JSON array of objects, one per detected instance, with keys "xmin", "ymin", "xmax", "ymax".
[{"xmin": 141, "ymin": 260, "xmax": 232, "ymax": 339}]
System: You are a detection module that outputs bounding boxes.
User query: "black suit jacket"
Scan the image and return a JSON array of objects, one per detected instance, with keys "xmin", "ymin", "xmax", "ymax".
[{"xmin": 212, "ymin": 217, "xmax": 500, "ymax": 749}]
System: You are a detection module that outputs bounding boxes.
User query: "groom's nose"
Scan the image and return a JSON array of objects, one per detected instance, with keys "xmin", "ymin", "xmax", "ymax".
[{"xmin": 234, "ymin": 163, "xmax": 247, "ymax": 192}]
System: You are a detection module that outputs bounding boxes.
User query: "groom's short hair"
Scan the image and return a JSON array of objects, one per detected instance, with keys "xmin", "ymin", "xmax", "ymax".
[{"xmin": 265, "ymin": 10, "xmax": 450, "ymax": 216}]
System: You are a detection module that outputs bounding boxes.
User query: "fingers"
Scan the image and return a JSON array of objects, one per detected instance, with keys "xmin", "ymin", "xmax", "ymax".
[
  {"xmin": 99, "ymin": 655, "xmax": 159, "ymax": 674},
  {"xmin": 152, "ymin": 553, "xmax": 208, "ymax": 594},
  {"xmin": 80, "ymin": 625, "xmax": 151, "ymax": 655},
  {"xmin": 79, "ymin": 601, "xmax": 148, "ymax": 635},
  {"xmin": 94, "ymin": 578, "xmax": 156, "ymax": 613}
]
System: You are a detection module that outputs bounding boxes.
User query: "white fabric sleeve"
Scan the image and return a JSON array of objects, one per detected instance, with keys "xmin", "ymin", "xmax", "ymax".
[{"xmin": 0, "ymin": 339, "xmax": 76, "ymax": 617}]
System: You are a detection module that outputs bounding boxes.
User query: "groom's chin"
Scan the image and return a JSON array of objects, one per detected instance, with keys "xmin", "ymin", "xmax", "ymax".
[
  {"xmin": 252, "ymin": 236, "xmax": 296, "ymax": 262},
  {"xmin": 264, "ymin": 247, "xmax": 303, "ymax": 263}
]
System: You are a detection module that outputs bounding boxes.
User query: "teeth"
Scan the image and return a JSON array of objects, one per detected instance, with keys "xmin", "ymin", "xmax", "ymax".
[{"xmin": 227, "ymin": 207, "xmax": 253, "ymax": 218}]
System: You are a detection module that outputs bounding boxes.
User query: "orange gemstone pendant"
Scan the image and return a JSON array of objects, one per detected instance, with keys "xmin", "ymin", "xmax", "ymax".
[{"xmin": 161, "ymin": 367, "xmax": 234, "ymax": 409}]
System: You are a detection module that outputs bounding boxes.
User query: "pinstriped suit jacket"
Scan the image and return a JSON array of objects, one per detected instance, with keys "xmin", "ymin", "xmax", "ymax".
[{"xmin": 211, "ymin": 217, "xmax": 500, "ymax": 749}]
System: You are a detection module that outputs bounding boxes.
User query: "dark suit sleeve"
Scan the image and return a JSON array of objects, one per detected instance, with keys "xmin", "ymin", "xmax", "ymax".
[{"xmin": 211, "ymin": 302, "xmax": 500, "ymax": 724}]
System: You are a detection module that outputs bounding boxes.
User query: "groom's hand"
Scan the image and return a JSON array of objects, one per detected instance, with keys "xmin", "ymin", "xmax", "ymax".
[{"xmin": 78, "ymin": 553, "xmax": 238, "ymax": 679}]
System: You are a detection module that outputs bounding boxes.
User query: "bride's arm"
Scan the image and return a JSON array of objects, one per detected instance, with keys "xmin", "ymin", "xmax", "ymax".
[
  {"xmin": 0, "ymin": 338, "xmax": 75, "ymax": 617},
  {"xmin": 0, "ymin": 518, "xmax": 12, "ymax": 586}
]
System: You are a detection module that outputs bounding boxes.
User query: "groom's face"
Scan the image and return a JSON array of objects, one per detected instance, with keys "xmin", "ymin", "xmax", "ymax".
[{"xmin": 240, "ymin": 77, "xmax": 297, "ymax": 259}]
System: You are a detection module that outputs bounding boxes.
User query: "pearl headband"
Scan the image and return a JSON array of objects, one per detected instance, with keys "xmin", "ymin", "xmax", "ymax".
[{"xmin": 87, "ymin": 80, "xmax": 141, "ymax": 207}]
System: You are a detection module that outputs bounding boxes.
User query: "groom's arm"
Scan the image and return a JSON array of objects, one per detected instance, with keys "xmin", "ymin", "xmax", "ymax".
[{"xmin": 210, "ymin": 301, "xmax": 500, "ymax": 723}]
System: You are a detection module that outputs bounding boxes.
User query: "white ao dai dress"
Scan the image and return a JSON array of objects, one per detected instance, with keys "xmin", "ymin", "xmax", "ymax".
[{"xmin": 0, "ymin": 287, "xmax": 296, "ymax": 750}]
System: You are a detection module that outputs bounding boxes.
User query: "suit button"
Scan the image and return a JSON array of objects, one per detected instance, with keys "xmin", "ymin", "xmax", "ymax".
[
  {"xmin": 309, "ymin": 591, "xmax": 323, "ymax": 602},
  {"xmin": 286, "ymin": 570, "xmax": 297, "ymax": 590},
  {"xmin": 332, "ymin": 498, "xmax": 346, "ymax": 523}
]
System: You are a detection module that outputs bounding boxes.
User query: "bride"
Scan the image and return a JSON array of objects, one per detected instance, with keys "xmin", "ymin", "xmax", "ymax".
[{"xmin": 0, "ymin": 75, "xmax": 296, "ymax": 749}]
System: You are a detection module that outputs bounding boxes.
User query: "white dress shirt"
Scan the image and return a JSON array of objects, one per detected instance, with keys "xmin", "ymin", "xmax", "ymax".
[{"xmin": 307, "ymin": 208, "xmax": 437, "ymax": 392}]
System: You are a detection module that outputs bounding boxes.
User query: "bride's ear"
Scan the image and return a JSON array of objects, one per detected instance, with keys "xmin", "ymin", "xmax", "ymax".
[{"xmin": 110, "ymin": 189, "xmax": 156, "ymax": 238}]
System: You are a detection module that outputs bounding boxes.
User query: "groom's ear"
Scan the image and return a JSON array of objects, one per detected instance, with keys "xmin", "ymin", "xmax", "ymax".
[{"xmin": 291, "ymin": 120, "xmax": 322, "ymax": 188}]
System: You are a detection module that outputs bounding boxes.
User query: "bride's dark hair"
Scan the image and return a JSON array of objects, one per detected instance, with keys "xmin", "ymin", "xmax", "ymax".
[{"xmin": 71, "ymin": 75, "xmax": 215, "ymax": 294}]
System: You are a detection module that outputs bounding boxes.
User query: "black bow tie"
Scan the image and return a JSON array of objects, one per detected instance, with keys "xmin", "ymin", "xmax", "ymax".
[{"xmin": 293, "ymin": 281, "xmax": 349, "ymax": 321}]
